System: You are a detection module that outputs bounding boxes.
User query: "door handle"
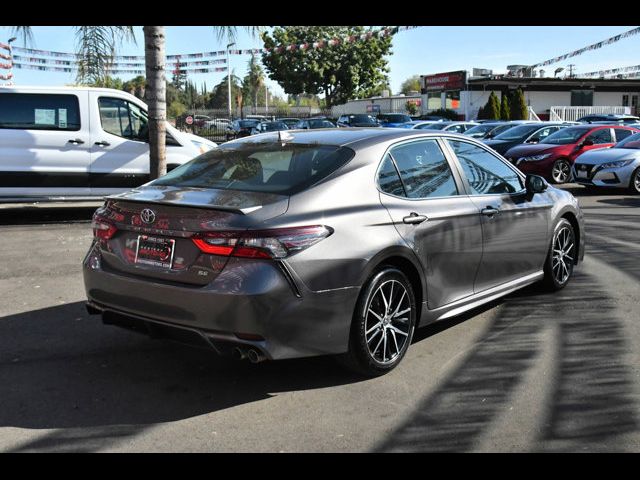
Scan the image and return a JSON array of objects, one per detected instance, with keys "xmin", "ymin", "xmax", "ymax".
[
  {"xmin": 481, "ymin": 206, "xmax": 501, "ymax": 217},
  {"xmin": 67, "ymin": 138, "xmax": 85, "ymax": 144},
  {"xmin": 94, "ymin": 141, "xmax": 111, "ymax": 147},
  {"xmin": 403, "ymin": 213, "xmax": 428, "ymax": 224}
]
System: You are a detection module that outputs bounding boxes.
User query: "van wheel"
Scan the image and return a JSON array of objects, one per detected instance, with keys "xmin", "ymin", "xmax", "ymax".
[
  {"xmin": 541, "ymin": 218, "xmax": 576, "ymax": 291},
  {"xmin": 339, "ymin": 268, "xmax": 416, "ymax": 377}
]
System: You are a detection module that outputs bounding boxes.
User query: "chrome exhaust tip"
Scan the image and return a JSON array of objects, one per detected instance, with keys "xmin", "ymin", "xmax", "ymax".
[
  {"xmin": 232, "ymin": 346, "xmax": 248, "ymax": 361},
  {"xmin": 247, "ymin": 349, "xmax": 266, "ymax": 363}
]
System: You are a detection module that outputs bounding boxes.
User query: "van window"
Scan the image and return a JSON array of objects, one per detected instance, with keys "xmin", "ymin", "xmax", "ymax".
[
  {"xmin": 0, "ymin": 93, "xmax": 81, "ymax": 131},
  {"xmin": 98, "ymin": 97, "xmax": 148, "ymax": 140}
]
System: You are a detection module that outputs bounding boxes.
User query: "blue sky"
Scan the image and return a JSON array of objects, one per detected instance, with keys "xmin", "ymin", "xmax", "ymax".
[{"xmin": 3, "ymin": 26, "xmax": 640, "ymax": 97}]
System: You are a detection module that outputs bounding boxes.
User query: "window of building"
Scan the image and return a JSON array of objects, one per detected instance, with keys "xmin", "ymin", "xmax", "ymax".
[
  {"xmin": 622, "ymin": 95, "xmax": 630, "ymax": 107},
  {"xmin": 445, "ymin": 90, "xmax": 460, "ymax": 109},
  {"xmin": 570, "ymin": 90, "xmax": 594, "ymax": 107}
]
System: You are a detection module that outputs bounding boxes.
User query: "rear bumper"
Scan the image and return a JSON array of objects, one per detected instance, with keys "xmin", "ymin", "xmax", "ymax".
[{"xmin": 83, "ymin": 246, "xmax": 360, "ymax": 360}]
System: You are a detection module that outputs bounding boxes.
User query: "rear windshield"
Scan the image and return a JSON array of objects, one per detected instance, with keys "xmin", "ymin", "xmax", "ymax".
[{"xmin": 151, "ymin": 143, "xmax": 355, "ymax": 195}]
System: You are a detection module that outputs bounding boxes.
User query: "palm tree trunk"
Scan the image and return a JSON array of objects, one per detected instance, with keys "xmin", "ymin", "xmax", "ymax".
[{"xmin": 143, "ymin": 26, "xmax": 166, "ymax": 180}]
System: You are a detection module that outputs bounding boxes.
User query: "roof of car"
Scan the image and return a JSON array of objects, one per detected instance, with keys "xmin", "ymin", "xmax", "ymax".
[{"xmin": 226, "ymin": 127, "xmax": 475, "ymax": 150}]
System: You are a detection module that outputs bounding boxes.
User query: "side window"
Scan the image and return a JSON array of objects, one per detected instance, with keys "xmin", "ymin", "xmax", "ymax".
[
  {"xmin": 614, "ymin": 129, "xmax": 634, "ymax": 142},
  {"xmin": 98, "ymin": 97, "xmax": 148, "ymax": 140},
  {"xmin": 0, "ymin": 93, "xmax": 81, "ymax": 131},
  {"xmin": 448, "ymin": 124, "xmax": 464, "ymax": 133},
  {"xmin": 587, "ymin": 128, "xmax": 613, "ymax": 144},
  {"xmin": 534, "ymin": 126, "xmax": 557, "ymax": 141},
  {"xmin": 447, "ymin": 139, "xmax": 524, "ymax": 195},
  {"xmin": 389, "ymin": 139, "xmax": 458, "ymax": 199},
  {"xmin": 378, "ymin": 153, "xmax": 406, "ymax": 197}
]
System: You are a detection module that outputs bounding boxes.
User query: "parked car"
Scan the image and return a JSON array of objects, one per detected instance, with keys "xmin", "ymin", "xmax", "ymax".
[
  {"xmin": 294, "ymin": 118, "xmax": 336, "ymax": 129},
  {"xmin": 192, "ymin": 114, "xmax": 211, "ymax": 128},
  {"xmin": 464, "ymin": 121, "xmax": 518, "ymax": 139},
  {"xmin": 573, "ymin": 131, "xmax": 640, "ymax": 194},
  {"xmin": 276, "ymin": 118, "xmax": 302, "ymax": 129},
  {"xmin": 226, "ymin": 119, "xmax": 261, "ymax": 140},
  {"xmin": 414, "ymin": 121, "xmax": 479, "ymax": 134},
  {"xmin": 0, "ymin": 86, "xmax": 216, "ymax": 201},
  {"xmin": 483, "ymin": 123, "xmax": 568, "ymax": 155},
  {"xmin": 84, "ymin": 128, "xmax": 584, "ymax": 376},
  {"xmin": 577, "ymin": 114, "xmax": 640, "ymax": 124},
  {"xmin": 399, "ymin": 120, "xmax": 440, "ymax": 129},
  {"xmin": 251, "ymin": 121, "xmax": 290, "ymax": 135},
  {"xmin": 203, "ymin": 118, "xmax": 231, "ymax": 129},
  {"xmin": 336, "ymin": 114, "xmax": 381, "ymax": 127},
  {"xmin": 376, "ymin": 113, "xmax": 412, "ymax": 128},
  {"xmin": 504, "ymin": 124, "xmax": 640, "ymax": 184}
]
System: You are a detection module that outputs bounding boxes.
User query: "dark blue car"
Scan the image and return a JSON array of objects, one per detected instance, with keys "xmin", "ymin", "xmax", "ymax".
[{"xmin": 376, "ymin": 113, "xmax": 412, "ymax": 128}]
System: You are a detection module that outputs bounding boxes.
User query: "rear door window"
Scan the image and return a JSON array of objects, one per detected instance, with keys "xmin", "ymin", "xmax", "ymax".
[
  {"xmin": 0, "ymin": 93, "xmax": 81, "ymax": 131},
  {"xmin": 388, "ymin": 139, "xmax": 459, "ymax": 199},
  {"xmin": 586, "ymin": 128, "xmax": 613, "ymax": 144},
  {"xmin": 614, "ymin": 128, "xmax": 634, "ymax": 142}
]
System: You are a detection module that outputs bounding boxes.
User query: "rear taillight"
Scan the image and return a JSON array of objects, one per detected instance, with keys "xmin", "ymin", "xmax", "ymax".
[
  {"xmin": 91, "ymin": 215, "xmax": 118, "ymax": 241},
  {"xmin": 192, "ymin": 225, "xmax": 332, "ymax": 259}
]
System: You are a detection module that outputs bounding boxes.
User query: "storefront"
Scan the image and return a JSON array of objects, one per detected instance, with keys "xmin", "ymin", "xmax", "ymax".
[{"xmin": 420, "ymin": 70, "xmax": 467, "ymax": 112}]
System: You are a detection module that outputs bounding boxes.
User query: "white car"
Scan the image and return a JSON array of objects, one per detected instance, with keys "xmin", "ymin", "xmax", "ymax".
[{"xmin": 0, "ymin": 85, "xmax": 216, "ymax": 201}]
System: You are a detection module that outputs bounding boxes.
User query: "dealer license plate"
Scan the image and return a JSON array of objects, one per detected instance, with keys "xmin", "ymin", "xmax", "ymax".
[{"xmin": 134, "ymin": 235, "xmax": 175, "ymax": 269}]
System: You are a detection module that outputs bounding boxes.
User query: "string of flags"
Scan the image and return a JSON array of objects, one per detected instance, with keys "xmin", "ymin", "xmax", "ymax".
[
  {"xmin": 529, "ymin": 26, "xmax": 640, "ymax": 69},
  {"xmin": 0, "ymin": 41, "xmax": 14, "ymax": 84},
  {"xmin": 6, "ymin": 26, "xmax": 419, "ymax": 74},
  {"xmin": 581, "ymin": 64, "xmax": 640, "ymax": 78}
]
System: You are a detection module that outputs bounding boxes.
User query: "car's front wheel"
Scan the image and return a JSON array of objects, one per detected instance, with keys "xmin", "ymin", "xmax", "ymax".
[
  {"xmin": 541, "ymin": 218, "xmax": 576, "ymax": 291},
  {"xmin": 340, "ymin": 267, "xmax": 417, "ymax": 377},
  {"xmin": 551, "ymin": 159, "xmax": 572, "ymax": 184},
  {"xmin": 629, "ymin": 167, "xmax": 640, "ymax": 194}
]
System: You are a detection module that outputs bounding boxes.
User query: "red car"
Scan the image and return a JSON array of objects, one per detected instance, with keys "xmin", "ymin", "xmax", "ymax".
[{"xmin": 504, "ymin": 125, "xmax": 640, "ymax": 183}]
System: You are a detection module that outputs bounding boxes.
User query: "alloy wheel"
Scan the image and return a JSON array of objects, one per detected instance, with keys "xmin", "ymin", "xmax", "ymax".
[
  {"xmin": 634, "ymin": 169, "xmax": 640, "ymax": 193},
  {"xmin": 552, "ymin": 226, "xmax": 575, "ymax": 285},
  {"xmin": 364, "ymin": 279, "xmax": 412, "ymax": 365},
  {"xmin": 552, "ymin": 160, "xmax": 571, "ymax": 183}
]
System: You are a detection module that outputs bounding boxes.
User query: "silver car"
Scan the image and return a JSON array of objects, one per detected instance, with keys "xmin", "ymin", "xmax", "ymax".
[
  {"xmin": 83, "ymin": 128, "xmax": 585, "ymax": 376},
  {"xmin": 573, "ymin": 131, "xmax": 640, "ymax": 194}
]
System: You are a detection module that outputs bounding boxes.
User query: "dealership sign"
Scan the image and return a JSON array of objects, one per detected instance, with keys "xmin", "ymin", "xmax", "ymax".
[{"xmin": 422, "ymin": 71, "xmax": 467, "ymax": 91}]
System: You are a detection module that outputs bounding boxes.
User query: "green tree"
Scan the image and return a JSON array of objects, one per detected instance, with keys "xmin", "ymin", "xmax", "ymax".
[
  {"xmin": 123, "ymin": 75, "xmax": 146, "ymax": 99},
  {"xmin": 476, "ymin": 105, "xmax": 485, "ymax": 120},
  {"xmin": 406, "ymin": 101, "xmax": 418, "ymax": 116},
  {"xmin": 167, "ymin": 101, "xmax": 187, "ymax": 119},
  {"xmin": 261, "ymin": 26, "xmax": 392, "ymax": 107},
  {"xmin": 483, "ymin": 92, "xmax": 500, "ymax": 120},
  {"xmin": 242, "ymin": 54, "xmax": 265, "ymax": 110},
  {"xmin": 171, "ymin": 57, "xmax": 187, "ymax": 91},
  {"xmin": 510, "ymin": 88, "xmax": 529, "ymax": 120},
  {"xmin": 400, "ymin": 75, "xmax": 421, "ymax": 95},
  {"xmin": 500, "ymin": 92, "xmax": 511, "ymax": 120},
  {"xmin": 207, "ymin": 76, "xmax": 243, "ymax": 109}
]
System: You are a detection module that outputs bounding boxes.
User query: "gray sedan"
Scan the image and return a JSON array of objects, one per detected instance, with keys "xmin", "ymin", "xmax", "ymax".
[
  {"xmin": 83, "ymin": 128, "xmax": 585, "ymax": 376},
  {"xmin": 573, "ymin": 131, "xmax": 640, "ymax": 193}
]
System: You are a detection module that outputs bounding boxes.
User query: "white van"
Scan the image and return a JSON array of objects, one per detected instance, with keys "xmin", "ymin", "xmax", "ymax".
[{"xmin": 0, "ymin": 86, "xmax": 217, "ymax": 201}]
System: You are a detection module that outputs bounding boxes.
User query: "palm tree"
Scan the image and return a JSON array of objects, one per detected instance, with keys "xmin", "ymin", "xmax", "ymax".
[{"xmin": 8, "ymin": 26, "xmax": 262, "ymax": 179}]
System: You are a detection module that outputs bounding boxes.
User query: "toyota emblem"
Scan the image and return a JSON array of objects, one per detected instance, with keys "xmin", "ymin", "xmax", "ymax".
[{"xmin": 140, "ymin": 208, "xmax": 156, "ymax": 224}]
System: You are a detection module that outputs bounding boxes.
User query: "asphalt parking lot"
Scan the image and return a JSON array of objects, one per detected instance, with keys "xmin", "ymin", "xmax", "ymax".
[{"xmin": 1, "ymin": 186, "xmax": 639, "ymax": 452}]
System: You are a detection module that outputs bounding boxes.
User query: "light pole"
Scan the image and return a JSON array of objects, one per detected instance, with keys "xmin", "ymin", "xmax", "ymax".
[{"xmin": 227, "ymin": 42, "xmax": 235, "ymax": 120}]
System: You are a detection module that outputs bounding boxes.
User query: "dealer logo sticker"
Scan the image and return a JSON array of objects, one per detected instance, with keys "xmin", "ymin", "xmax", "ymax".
[{"xmin": 140, "ymin": 208, "xmax": 156, "ymax": 224}]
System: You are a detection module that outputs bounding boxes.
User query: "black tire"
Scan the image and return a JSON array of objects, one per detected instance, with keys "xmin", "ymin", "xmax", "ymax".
[
  {"xmin": 550, "ymin": 159, "xmax": 571, "ymax": 184},
  {"xmin": 629, "ymin": 167, "xmax": 640, "ymax": 195},
  {"xmin": 339, "ymin": 267, "xmax": 417, "ymax": 377},
  {"xmin": 541, "ymin": 218, "xmax": 576, "ymax": 291}
]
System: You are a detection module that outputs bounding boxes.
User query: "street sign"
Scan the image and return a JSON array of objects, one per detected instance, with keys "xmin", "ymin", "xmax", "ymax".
[{"xmin": 185, "ymin": 115, "xmax": 194, "ymax": 125}]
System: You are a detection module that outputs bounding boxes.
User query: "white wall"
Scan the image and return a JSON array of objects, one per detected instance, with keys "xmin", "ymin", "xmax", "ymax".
[{"xmin": 593, "ymin": 91, "xmax": 639, "ymax": 106}]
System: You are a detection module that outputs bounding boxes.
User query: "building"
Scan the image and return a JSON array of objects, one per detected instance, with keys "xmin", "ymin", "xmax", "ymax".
[
  {"xmin": 420, "ymin": 71, "xmax": 640, "ymax": 120},
  {"xmin": 331, "ymin": 70, "xmax": 640, "ymax": 121}
]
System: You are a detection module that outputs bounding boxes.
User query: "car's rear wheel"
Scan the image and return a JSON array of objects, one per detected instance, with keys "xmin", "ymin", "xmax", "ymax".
[
  {"xmin": 541, "ymin": 218, "xmax": 576, "ymax": 291},
  {"xmin": 629, "ymin": 167, "xmax": 640, "ymax": 194},
  {"xmin": 551, "ymin": 159, "xmax": 571, "ymax": 184},
  {"xmin": 340, "ymin": 268, "xmax": 416, "ymax": 377}
]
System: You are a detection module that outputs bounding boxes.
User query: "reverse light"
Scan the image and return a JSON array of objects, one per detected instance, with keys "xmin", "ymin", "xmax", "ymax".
[
  {"xmin": 91, "ymin": 215, "xmax": 118, "ymax": 241},
  {"xmin": 192, "ymin": 225, "xmax": 333, "ymax": 259}
]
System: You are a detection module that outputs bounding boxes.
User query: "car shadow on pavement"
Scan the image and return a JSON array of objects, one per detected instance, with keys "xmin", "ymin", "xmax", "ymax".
[
  {"xmin": 374, "ymin": 271, "xmax": 638, "ymax": 452},
  {"xmin": 0, "ymin": 301, "xmax": 363, "ymax": 452}
]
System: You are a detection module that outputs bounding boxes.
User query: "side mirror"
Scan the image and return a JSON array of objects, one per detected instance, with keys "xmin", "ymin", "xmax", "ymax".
[
  {"xmin": 525, "ymin": 174, "xmax": 548, "ymax": 195},
  {"xmin": 581, "ymin": 139, "xmax": 594, "ymax": 147}
]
